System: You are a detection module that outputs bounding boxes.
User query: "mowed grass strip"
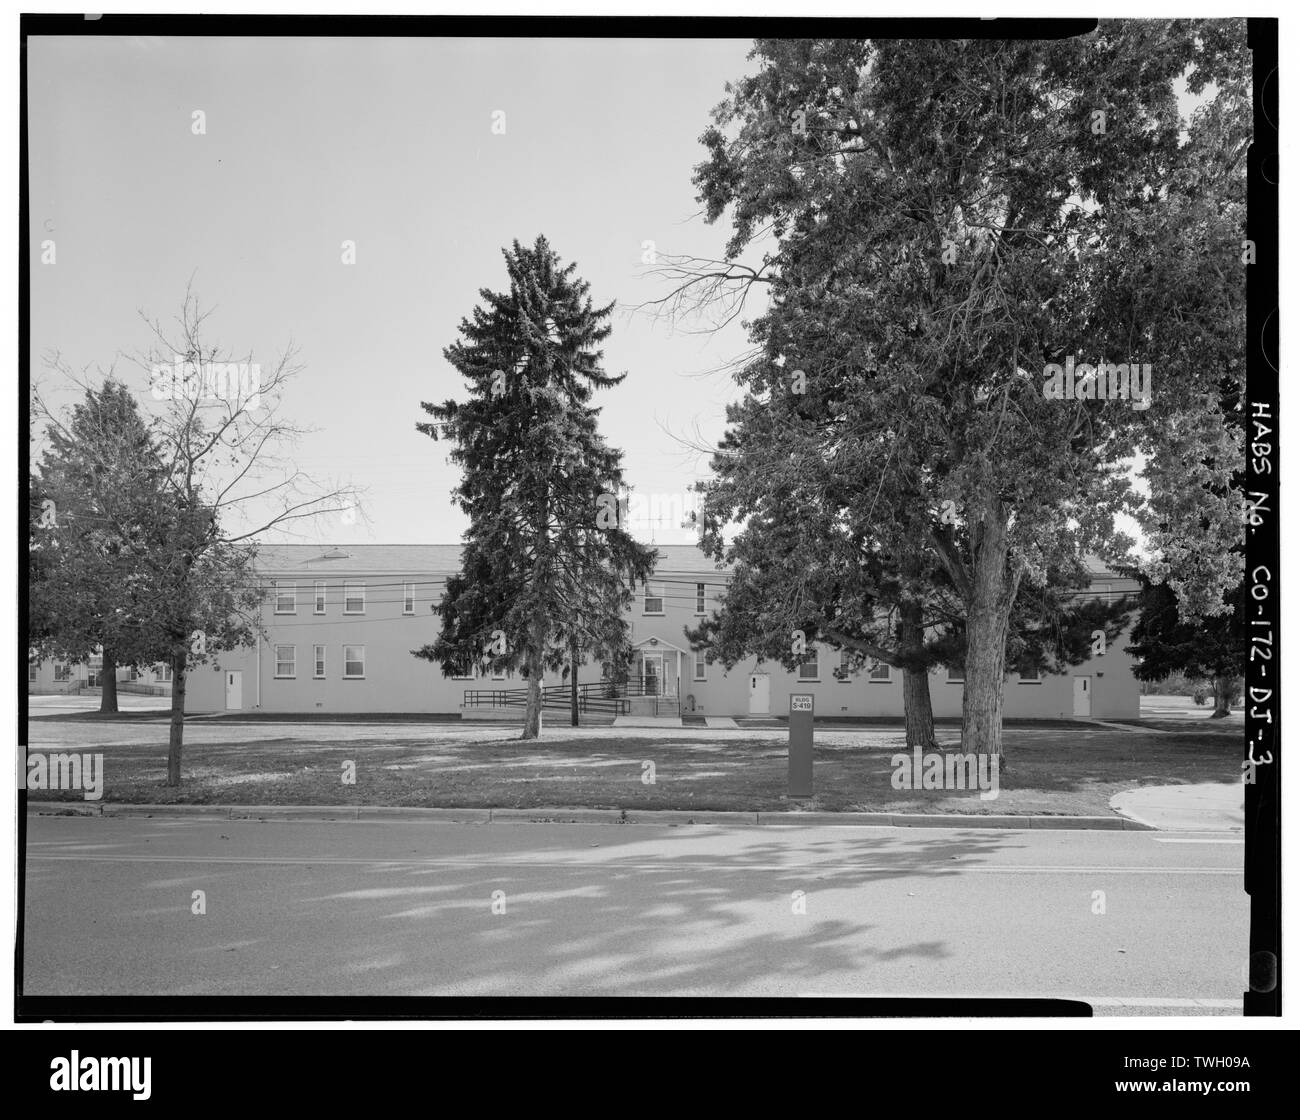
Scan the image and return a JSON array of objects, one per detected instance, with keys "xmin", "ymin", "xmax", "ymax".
[{"xmin": 23, "ymin": 723, "xmax": 1242, "ymax": 816}]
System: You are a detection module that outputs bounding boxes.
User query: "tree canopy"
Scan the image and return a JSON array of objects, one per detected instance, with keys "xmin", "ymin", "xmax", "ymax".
[{"xmin": 683, "ymin": 27, "xmax": 1248, "ymax": 754}]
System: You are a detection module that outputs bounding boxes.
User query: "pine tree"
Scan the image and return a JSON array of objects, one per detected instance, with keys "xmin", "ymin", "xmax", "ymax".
[
  {"xmin": 416, "ymin": 236, "xmax": 656, "ymax": 739},
  {"xmin": 30, "ymin": 379, "xmax": 176, "ymax": 712},
  {"xmin": 1125, "ymin": 575, "xmax": 1243, "ymax": 718}
]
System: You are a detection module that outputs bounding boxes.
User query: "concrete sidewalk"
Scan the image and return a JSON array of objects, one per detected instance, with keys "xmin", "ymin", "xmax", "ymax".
[
  {"xmin": 1110, "ymin": 782, "xmax": 1243, "ymax": 832},
  {"xmin": 611, "ymin": 715, "xmax": 683, "ymax": 728}
]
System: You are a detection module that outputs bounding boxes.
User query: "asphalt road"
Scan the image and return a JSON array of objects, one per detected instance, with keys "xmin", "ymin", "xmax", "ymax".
[{"xmin": 23, "ymin": 815, "xmax": 1247, "ymax": 1012}]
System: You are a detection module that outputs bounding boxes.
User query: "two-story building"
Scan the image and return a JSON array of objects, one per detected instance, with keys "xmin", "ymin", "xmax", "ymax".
[{"xmin": 175, "ymin": 543, "xmax": 1140, "ymax": 720}]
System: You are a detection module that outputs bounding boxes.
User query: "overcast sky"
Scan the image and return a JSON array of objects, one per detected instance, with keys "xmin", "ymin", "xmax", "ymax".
[{"xmin": 28, "ymin": 35, "xmax": 759, "ymax": 546}]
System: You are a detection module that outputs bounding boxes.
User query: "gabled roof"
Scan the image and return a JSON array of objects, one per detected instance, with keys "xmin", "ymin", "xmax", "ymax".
[
  {"xmin": 643, "ymin": 543, "xmax": 729, "ymax": 575},
  {"xmin": 251, "ymin": 543, "xmax": 466, "ymax": 574},
  {"xmin": 248, "ymin": 542, "xmax": 1124, "ymax": 582}
]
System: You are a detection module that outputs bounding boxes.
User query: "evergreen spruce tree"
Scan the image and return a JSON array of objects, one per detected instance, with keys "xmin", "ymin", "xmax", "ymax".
[
  {"xmin": 417, "ymin": 236, "xmax": 655, "ymax": 739},
  {"xmin": 30, "ymin": 380, "xmax": 176, "ymax": 712}
]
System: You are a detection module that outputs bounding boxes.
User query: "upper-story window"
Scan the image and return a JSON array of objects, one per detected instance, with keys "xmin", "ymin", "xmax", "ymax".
[
  {"xmin": 403, "ymin": 582, "xmax": 415, "ymax": 615},
  {"xmin": 947, "ymin": 665, "xmax": 965, "ymax": 683},
  {"xmin": 1018, "ymin": 665, "xmax": 1042, "ymax": 683},
  {"xmin": 695, "ymin": 583, "xmax": 706, "ymax": 615},
  {"xmin": 344, "ymin": 581, "xmax": 366, "ymax": 614},
  {"xmin": 643, "ymin": 582, "xmax": 664, "ymax": 615},
  {"xmin": 868, "ymin": 659, "xmax": 891, "ymax": 682},
  {"xmin": 274, "ymin": 581, "xmax": 296, "ymax": 614},
  {"xmin": 314, "ymin": 581, "xmax": 326, "ymax": 614}
]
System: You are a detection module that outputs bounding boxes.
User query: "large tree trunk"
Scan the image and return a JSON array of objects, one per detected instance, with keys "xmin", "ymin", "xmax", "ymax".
[
  {"xmin": 166, "ymin": 650, "xmax": 186, "ymax": 786},
  {"xmin": 898, "ymin": 600, "xmax": 937, "ymax": 748},
  {"xmin": 99, "ymin": 648, "xmax": 118, "ymax": 714},
  {"xmin": 522, "ymin": 644, "xmax": 543, "ymax": 741},
  {"xmin": 960, "ymin": 503, "xmax": 1020, "ymax": 759},
  {"xmin": 903, "ymin": 666, "xmax": 937, "ymax": 748},
  {"xmin": 569, "ymin": 638, "xmax": 580, "ymax": 727},
  {"xmin": 1210, "ymin": 675, "xmax": 1235, "ymax": 718}
]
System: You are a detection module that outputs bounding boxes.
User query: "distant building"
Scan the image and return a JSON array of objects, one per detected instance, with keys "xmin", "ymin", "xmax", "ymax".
[
  {"xmin": 166, "ymin": 543, "xmax": 1140, "ymax": 720},
  {"xmin": 27, "ymin": 653, "xmax": 173, "ymax": 696}
]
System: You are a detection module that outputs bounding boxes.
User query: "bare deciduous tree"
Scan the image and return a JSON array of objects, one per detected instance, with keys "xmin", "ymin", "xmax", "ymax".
[{"xmin": 125, "ymin": 283, "xmax": 360, "ymax": 784}]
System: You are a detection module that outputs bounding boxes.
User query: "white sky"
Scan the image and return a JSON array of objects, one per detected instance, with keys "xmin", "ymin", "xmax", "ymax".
[{"xmin": 28, "ymin": 35, "xmax": 759, "ymax": 545}]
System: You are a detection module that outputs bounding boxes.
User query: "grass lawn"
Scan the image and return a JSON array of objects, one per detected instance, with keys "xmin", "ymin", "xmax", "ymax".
[{"xmin": 24, "ymin": 718, "xmax": 1243, "ymax": 816}]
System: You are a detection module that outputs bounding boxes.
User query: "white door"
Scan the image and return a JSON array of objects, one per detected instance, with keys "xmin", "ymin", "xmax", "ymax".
[
  {"xmin": 1072, "ymin": 675, "xmax": 1092, "ymax": 717},
  {"xmin": 225, "ymin": 670, "xmax": 243, "ymax": 710},
  {"xmin": 749, "ymin": 673, "xmax": 770, "ymax": 715}
]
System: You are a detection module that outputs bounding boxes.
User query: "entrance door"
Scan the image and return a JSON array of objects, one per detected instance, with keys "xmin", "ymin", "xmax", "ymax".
[
  {"xmin": 749, "ymin": 672, "xmax": 770, "ymax": 715},
  {"xmin": 225, "ymin": 670, "xmax": 243, "ymax": 710},
  {"xmin": 1072, "ymin": 675, "xmax": 1092, "ymax": 717},
  {"xmin": 643, "ymin": 654, "xmax": 662, "ymax": 696}
]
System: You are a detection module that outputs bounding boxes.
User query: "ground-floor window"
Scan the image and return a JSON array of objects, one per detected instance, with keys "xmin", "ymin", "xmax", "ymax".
[
  {"xmin": 448, "ymin": 655, "xmax": 475, "ymax": 680},
  {"xmin": 344, "ymin": 645, "xmax": 366, "ymax": 679},
  {"xmin": 275, "ymin": 645, "xmax": 296, "ymax": 678},
  {"xmin": 314, "ymin": 645, "xmax": 326, "ymax": 679},
  {"xmin": 54, "ymin": 664, "xmax": 71, "ymax": 682}
]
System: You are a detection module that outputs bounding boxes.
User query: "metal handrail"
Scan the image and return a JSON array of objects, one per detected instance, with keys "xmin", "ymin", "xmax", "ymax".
[{"xmin": 462, "ymin": 676, "xmax": 682, "ymax": 716}]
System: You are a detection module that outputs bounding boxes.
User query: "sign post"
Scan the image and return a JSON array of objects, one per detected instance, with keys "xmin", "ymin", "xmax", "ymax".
[{"xmin": 788, "ymin": 693, "xmax": 814, "ymax": 798}]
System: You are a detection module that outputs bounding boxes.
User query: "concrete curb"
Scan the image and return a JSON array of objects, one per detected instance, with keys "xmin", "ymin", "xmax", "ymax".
[
  {"xmin": 488, "ymin": 808, "xmax": 635, "ymax": 824},
  {"xmin": 27, "ymin": 801, "xmax": 1157, "ymax": 830},
  {"xmin": 358, "ymin": 807, "xmax": 491, "ymax": 823},
  {"xmin": 103, "ymin": 803, "xmax": 232, "ymax": 819},
  {"xmin": 229, "ymin": 805, "xmax": 362, "ymax": 821}
]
